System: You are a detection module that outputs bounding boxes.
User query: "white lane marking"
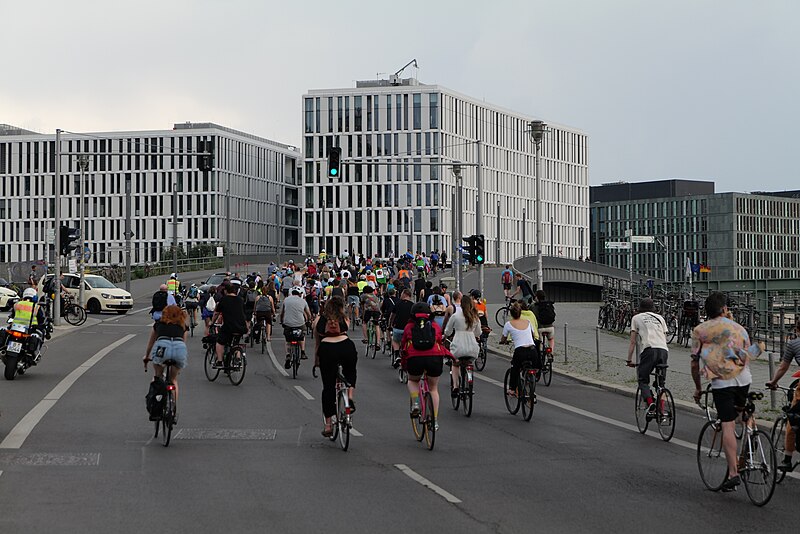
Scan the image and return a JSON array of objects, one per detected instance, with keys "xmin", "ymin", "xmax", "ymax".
[
  {"xmin": 394, "ymin": 464, "xmax": 462, "ymax": 504},
  {"xmin": 351, "ymin": 428, "xmax": 364, "ymax": 437},
  {"xmin": 128, "ymin": 308, "xmax": 151, "ymax": 315},
  {"xmin": 266, "ymin": 342, "xmax": 289, "ymax": 377},
  {"xmin": 294, "ymin": 385, "xmax": 314, "ymax": 401},
  {"xmin": 0, "ymin": 334, "xmax": 136, "ymax": 449}
]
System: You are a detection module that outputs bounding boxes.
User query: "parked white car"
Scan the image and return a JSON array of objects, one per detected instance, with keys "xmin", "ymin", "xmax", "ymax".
[
  {"xmin": 38, "ymin": 274, "xmax": 133, "ymax": 314},
  {"xmin": 0, "ymin": 286, "xmax": 19, "ymax": 311}
]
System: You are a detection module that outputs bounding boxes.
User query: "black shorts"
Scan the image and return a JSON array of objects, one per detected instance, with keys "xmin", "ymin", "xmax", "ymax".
[
  {"xmin": 283, "ymin": 325, "xmax": 305, "ymax": 342},
  {"xmin": 711, "ymin": 385, "xmax": 750, "ymax": 423},
  {"xmin": 363, "ymin": 311, "xmax": 380, "ymax": 324},
  {"xmin": 503, "ymin": 283, "xmax": 512, "ymax": 290},
  {"xmin": 217, "ymin": 327, "xmax": 246, "ymax": 346},
  {"xmin": 406, "ymin": 356, "xmax": 444, "ymax": 378}
]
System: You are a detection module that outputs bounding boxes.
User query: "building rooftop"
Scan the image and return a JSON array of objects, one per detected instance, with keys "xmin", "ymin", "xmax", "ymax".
[
  {"xmin": 0, "ymin": 124, "xmax": 41, "ymax": 136},
  {"xmin": 590, "ymin": 179, "xmax": 715, "ymax": 203}
]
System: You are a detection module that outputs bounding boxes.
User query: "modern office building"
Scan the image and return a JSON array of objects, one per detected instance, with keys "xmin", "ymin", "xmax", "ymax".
[
  {"xmin": 590, "ymin": 179, "xmax": 800, "ymax": 281},
  {"xmin": 0, "ymin": 122, "xmax": 301, "ymax": 265},
  {"xmin": 301, "ymin": 77, "xmax": 589, "ymax": 263}
]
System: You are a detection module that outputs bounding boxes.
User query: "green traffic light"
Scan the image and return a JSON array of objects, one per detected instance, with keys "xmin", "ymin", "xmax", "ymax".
[
  {"xmin": 477, "ymin": 255, "xmax": 483, "ymax": 262},
  {"xmin": 330, "ymin": 168, "xmax": 338, "ymax": 176}
]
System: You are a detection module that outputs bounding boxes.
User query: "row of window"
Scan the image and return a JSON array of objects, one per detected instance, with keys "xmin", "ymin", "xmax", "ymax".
[{"xmin": 305, "ymin": 93, "xmax": 440, "ymax": 135}]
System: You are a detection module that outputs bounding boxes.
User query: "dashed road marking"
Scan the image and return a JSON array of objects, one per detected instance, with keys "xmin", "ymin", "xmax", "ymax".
[
  {"xmin": 351, "ymin": 428, "xmax": 364, "ymax": 437},
  {"xmin": 394, "ymin": 464, "xmax": 462, "ymax": 504},
  {"xmin": 294, "ymin": 385, "xmax": 314, "ymax": 400}
]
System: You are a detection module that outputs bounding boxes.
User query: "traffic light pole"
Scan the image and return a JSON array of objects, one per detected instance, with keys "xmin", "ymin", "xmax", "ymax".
[
  {"xmin": 54, "ymin": 129, "xmax": 62, "ymax": 326},
  {"xmin": 77, "ymin": 156, "xmax": 89, "ymax": 307},
  {"xmin": 476, "ymin": 140, "xmax": 484, "ymax": 301}
]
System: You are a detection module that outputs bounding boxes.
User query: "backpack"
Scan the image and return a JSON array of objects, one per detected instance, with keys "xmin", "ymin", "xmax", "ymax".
[
  {"xmin": 331, "ymin": 286, "xmax": 344, "ymax": 299},
  {"xmin": 145, "ymin": 377, "xmax": 168, "ymax": 418},
  {"xmin": 254, "ymin": 295, "xmax": 272, "ymax": 313},
  {"xmin": 430, "ymin": 296, "xmax": 446, "ymax": 316},
  {"xmin": 502, "ymin": 271, "xmax": 512, "ymax": 284},
  {"xmin": 410, "ymin": 316, "xmax": 436, "ymax": 351},
  {"xmin": 188, "ymin": 286, "xmax": 199, "ymax": 299},
  {"xmin": 246, "ymin": 289, "xmax": 258, "ymax": 304},
  {"xmin": 324, "ymin": 316, "xmax": 343, "ymax": 337},
  {"xmin": 151, "ymin": 291, "xmax": 168, "ymax": 313},
  {"xmin": 535, "ymin": 301, "xmax": 556, "ymax": 325}
]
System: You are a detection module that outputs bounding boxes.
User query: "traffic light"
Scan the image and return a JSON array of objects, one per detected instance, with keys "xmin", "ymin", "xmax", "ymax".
[
  {"xmin": 327, "ymin": 147, "xmax": 342, "ymax": 178},
  {"xmin": 463, "ymin": 234, "xmax": 477, "ymax": 265},
  {"xmin": 60, "ymin": 226, "xmax": 80, "ymax": 256},
  {"xmin": 198, "ymin": 140, "xmax": 214, "ymax": 172},
  {"xmin": 475, "ymin": 234, "xmax": 485, "ymax": 265}
]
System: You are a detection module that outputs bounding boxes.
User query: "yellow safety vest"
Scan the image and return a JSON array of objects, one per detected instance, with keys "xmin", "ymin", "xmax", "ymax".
[
  {"xmin": 13, "ymin": 300, "xmax": 38, "ymax": 327},
  {"xmin": 167, "ymin": 279, "xmax": 179, "ymax": 293}
]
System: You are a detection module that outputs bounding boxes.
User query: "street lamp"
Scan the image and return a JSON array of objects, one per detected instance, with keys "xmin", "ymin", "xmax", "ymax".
[
  {"xmin": 77, "ymin": 155, "xmax": 90, "ymax": 307},
  {"xmin": 530, "ymin": 120, "xmax": 547, "ymax": 291}
]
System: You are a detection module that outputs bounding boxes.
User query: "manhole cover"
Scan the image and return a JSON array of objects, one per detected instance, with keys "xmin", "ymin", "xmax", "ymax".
[{"xmin": 173, "ymin": 429, "xmax": 277, "ymax": 440}]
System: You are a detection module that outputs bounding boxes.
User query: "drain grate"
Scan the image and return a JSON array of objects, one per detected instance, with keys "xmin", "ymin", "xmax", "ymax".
[
  {"xmin": 0, "ymin": 453, "xmax": 100, "ymax": 466},
  {"xmin": 173, "ymin": 429, "xmax": 277, "ymax": 440}
]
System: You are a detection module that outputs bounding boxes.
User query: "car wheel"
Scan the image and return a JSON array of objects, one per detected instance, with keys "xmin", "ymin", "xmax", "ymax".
[{"xmin": 87, "ymin": 299, "xmax": 102, "ymax": 314}]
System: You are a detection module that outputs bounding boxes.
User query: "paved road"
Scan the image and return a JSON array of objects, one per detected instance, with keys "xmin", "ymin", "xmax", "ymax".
[{"xmin": 0, "ymin": 269, "xmax": 797, "ymax": 532}]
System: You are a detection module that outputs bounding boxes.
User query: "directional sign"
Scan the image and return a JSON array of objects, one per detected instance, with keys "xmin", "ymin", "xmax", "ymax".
[
  {"xmin": 216, "ymin": 246, "xmax": 224, "ymax": 258},
  {"xmin": 46, "ymin": 229, "xmax": 55, "ymax": 244},
  {"xmin": 123, "ymin": 230, "xmax": 135, "ymax": 239},
  {"xmin": 68, "ymin": 259, "xmax": 78, "ymax": 274},
  {"xmin": 631, "ymin": 235, "xmax": 655, "ymax": 244},
  {"xmin": 605, "ymin": 241, "xmax": 631, "ymax": 250}
]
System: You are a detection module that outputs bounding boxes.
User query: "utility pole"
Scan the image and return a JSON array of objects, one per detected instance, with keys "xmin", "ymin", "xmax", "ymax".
[
  {"xmin": 476, "ymin": 140, "xmax": 484, "ymax": 301},
  {"xmin": 225, "ymin": 177, "xmax": 231, "ymax": 272},
  {"xmin": 172, "ymin": 181, "xmax": 178, "ymax": 276},
  {"xmin": 453, "ymin": 164, "xmax": 463, "ymax": 292},
  {"xmin": 522, "ymin": 207, "xmax": 526, "ymax": 258},
  {"xmin": 531, "ymin": 120, "xmax": 547, "ymax": 291},
  {"xmin": 77, "ymin": 155, "xmax": 90, "ymax": 307},
  {"xmin": 550, "ymin": 217, "xmax": 554, "ymax": 256},
  {"xmin": 124, "ymin": 173, "xmax": 132, "ymax": 292},
  {"xmin": 451, "ymin": 186, "xmax": 456, "ymax": 280},
  {"xmin": 54, "ymin": 129, "xmax": 62, "ymax": 326},
  {"xmin": 275, "ymin": 193, "xmax": 280, "ymax": 258}
]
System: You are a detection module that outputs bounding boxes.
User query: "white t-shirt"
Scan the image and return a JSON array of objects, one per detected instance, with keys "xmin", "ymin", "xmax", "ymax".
[
  {"xmin": 631, "ymin": 312, "xmax": 668, "ymax": 351},
  {"xmin": 502, "ymin": 320, "xmax": 536, "ymax": 348}
]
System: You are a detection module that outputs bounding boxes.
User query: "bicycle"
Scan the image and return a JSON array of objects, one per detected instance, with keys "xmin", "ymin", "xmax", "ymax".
[
  {"xmin": 768, "ymin": 380, "xmax": 799, "ymax": 484},
  {"xmin": 326, "ymin": 365, "xmax": 354, "ymax": 452},
  {"xmin": 410, "ymin": 372, "xmax": 436, "ymax": 450},
  {"xmin": 697, "ymin": 383, "xmax": 744, "ymax": 439},
  {"xmin": 152, "ymin": 359, "xmax": 178, "ymax": 447},
  {"xmin": 502, "ymin": 349, "xmax": 537, "ymax": 422},
  {"xmin": 286, "ymin": 327, "xmax": 304, "ymax": 379},
  {"xmin": 257, "ymin": 317, "xmax": 268, "ymax": 354},
  {"xmin": 697, "ymin": 390, "xmax": 777, "ymax": 506},
  {"xmin": 380, "ymin": 319, "xmax": 392, "ymax": 356},
  {"xmin": 632, "ymin": 363, "xmax": 675, "ymax": 441},
  {"xmin": 203, "ymin": 328, "xmax": 247, "ymax": 386},
  {"xmin": 539, "ymin": 332, "xmax": 553, "ymax": 387},
  {"xmin": 449, "ymin": 357, "xmax": 475, "ymax": 417},
  {"xmin": 495, "ymin": 297, "xmax": 516, "ymax": 328},
  {"xmin": 185, "ymin": 304, "xmax": 197, "ymax": 337},
  {"xmin": 393, "ymin": 349, "xmax": 408, "ymax": 383},
  {"xmin": 61, "ymin": 294, "xmax": 87, "ymax": 326},
  {"xmin": 475, "ymin": 331, "xmax": 488, "ymax": 372},
  {"xmin": 365, "ymin": 317, "xmax": 378, "ymax": 359}
]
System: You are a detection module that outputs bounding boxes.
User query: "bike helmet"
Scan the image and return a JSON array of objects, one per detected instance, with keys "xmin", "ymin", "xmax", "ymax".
[
  {"xmin": 410, "ymin": 302, "xmax": 431, "ymax": 317},
  {"xmin": 469, "ymin": 289, "xmax": 482, "ymax": 300},
  {"xmin": 170, "ymin": 272, "xmax": 177, "ymax": 278},
  {"xmin": 290, "ymin": 286, "xmax": 304, "ymax": 296},
  {"xmin": 22, "ymin": 288, "xmax": 37, "ymax": 300},
  {"xmin": 359, "ymin": 275, "xmax": 366, "ymax": 281}
]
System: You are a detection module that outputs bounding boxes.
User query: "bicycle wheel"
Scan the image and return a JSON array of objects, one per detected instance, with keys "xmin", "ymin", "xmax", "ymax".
[
  {"xmin": 399, "ymin": 366, "xmax": 408, "ymax": 384},
  {"xmin": 742, "ymin": 430, "xmax": 777, "ymax": 506},
  {"xmin": 503, "ymin": 368, "xmax": 521, "ymax": 415},
  {"xmin": 261, "ymin": 327, "xmax": 266, "ymax": 354},
  {"xmin": 411, "ymin": 398, "xmax": 424, "ymax": 441},
  {"xmin": 63, "ymin": 304, "xmax": 82, "ymax": 326},
  {"xmin": 227, "ymin": 348, "xmax": 246, "ymax": 386},
  {"xmin": 368, "ymin": 328, "xmax": 376, "ymax": 359},
  {"xmin": 657, "ymin": 388, "xmax": 676, "ymax": 442},
  {"xmin": 634, "ymin": 386, "xmax": 649, "ymax": 434},
  {"xmin": 337, "ymin": 390, "xmax": 350, "ymax": 451},
  {"xmin": 74, "ymin": 305, "xmax": 87, "ymax": 326},
  {"xmin": 292, "ymin": 346, "xmax": 299, "ymax": 379},
  {"xmin": 666, "ymin": 316, "xmax": 678, "ymax": 344},
  {"xmin": 161, "ymin": 393, "xmax": 174, "ymax": 447},
  {"xmin": 190, "ymin": 314, "xmax": 195, "ymax": 337},
  {"xmin": 697, "ymin": 420, "xmax": 727, "ymax": 491},
  {"xmin": 204, "ymin": 346, "xmax": 219, "ymax": 382},
  {"xmin": 521, "ymin": 371, "xmax": 536, "ymax": 422},
  {"xmin": 495, "ymin": 306, "xmax": 509, "ymax": 328},
  {"xmin": 542, "ymin": 360, "xmax": 552, "ymax": 387},
  {"xmin": 450, "ymin": 366, "xmax": 460, "ymax": 410},
  {"xmin": 700, "ymin": 384, "xmax": 715, "ymax": 421},
  {"xmin": 424, "ymin": 393, "xmax": 436, "ymax": 450},
  {"xmin": 475, "ymin": 343, "xmax": 487, "ymax": 371},
  {"xmin": 461, "ymin": 366, "xmax": 473, "ymax": 417},
  {"xmin": 771, "ymin": 417, "xmax": 788, "ymax": 484}
]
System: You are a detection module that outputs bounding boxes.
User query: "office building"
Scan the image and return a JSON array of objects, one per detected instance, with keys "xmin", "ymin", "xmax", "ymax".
[
  {"xmin": 301, "ymin": 77, "xmax": 589, "ymax": 262},
  {"xmin": 590, "ymin": 179, "xmax": 800, "ymax": 281},
  {"xmin": 0, "ymin": 122, "xmax": 301, "ymax": 265}
]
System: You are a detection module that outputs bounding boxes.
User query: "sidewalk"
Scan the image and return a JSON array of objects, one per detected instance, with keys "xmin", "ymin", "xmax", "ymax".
[{"xmin": 484, "ymin": 302, "xmax": 787, "ymax": 421}]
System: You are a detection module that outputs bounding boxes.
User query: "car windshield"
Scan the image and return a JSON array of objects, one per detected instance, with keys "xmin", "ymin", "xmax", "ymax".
[
  {"xmin": 206, "ymin": 274, "xmax": 227, "ymax": 285},
  {"xmin": 85, "ymin": 276, "xmax": 117, "ymax": 289}
]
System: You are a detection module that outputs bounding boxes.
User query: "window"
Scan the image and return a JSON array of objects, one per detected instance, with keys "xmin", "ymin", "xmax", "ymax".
[
  {"xmin": 315, "ymin": 97, "xmax": 321, "ymax": 133},
  {"xmin": 413, "ymin": 93, "xmax": 421, "ymax": 129},
  {"xmin": 354, "ymin": 96, "xmax": 362, "ymax": 131},
  {"xmin": 305, "ymin": 137, "xmax": 313, "ymax": 158},
  {"xmin": 304, "ymin": 98, "xmax": 313, "ymax": 133},
  {"xmin": 345, "ymin": 96, "xmax": 350, "ymax": 131},
  {"xmin": 403, "ymin": 94, "xmax": 409, "ymax": 129},
  {"xmin": 414, "ymin": 209, "xmax": 421, "ymax": 231},
  {"xmin": 430, "ymin": 209, "xmax": 438, "ymax": 232},
  {"xmin": 396, "ymin": 94, "xmax": 402, "ymax": 131},
  {"xmin": 429, "ymin": 93, "xmax": 438, "ymax": 128},
  {"xmin": 387, "ymin": 95, "xmax": 392, "ymax": 130},
  {"xmin": 355, "ymin": 211, "xmax": 362, "ymax": 233},
  {"xmin": 337, "ymin": 97, "xmax": 343, "ymax": 131},
  {"xmin": 328, "ymin": 97, "xmax": 333, "ymax": 131},
  {"xmin": 366, "ymin": 95, "xmax": 372, "ymax": 131}
]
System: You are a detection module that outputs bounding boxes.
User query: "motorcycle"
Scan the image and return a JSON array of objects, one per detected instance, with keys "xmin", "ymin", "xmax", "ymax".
[{"xmin": 1, "ymin": 318, "xmax": 45, "ymax": 380}]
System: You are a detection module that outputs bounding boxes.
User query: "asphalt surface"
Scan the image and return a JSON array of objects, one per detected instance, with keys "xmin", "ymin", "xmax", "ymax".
[{"xmin": 1, "ymin": 268, "xmax": 798, "ymax": 533}]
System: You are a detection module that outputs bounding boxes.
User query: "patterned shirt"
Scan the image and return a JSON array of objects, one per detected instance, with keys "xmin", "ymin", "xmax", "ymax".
[{"xmin": 691, "ymin": 316, "xmax": 752, "ymax": 388}]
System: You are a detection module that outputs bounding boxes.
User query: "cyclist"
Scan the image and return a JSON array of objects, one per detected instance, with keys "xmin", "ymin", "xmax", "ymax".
[
  {"xmin": 427, "ymin": 287, "xmax": 448, "ymax": 330},
  {"xmin": 166, "ymin": 273, "xmax": 181, "ymax": 301},
  {"xmin": 625, "ymin": 298, "xmax": 669, "ymax": 415},
  {"xmin": 690, "ymin": 292, "xmax": 753, "ymax": 492},
  {"xmin": 510, "ymin": 272, "xmax": 535, "ymax": 306},
  {"xmin": 766, "ymin": 317, "xmax": 800, "ymax": 471},
  {"xmin": 346, "ymin": 278, "xmax": 361, "ymax": 326},
  {"xmin": 389, "ymin": 288, "xmax": 415, "ymax": 367},
  {"xmin": 430, "ymin": 251, "xmax": 439, "ymax": 275},
  {"xmin": 532, "ymin": 290, "xmax": 556, "ymax": 353},
  {"xmin": 211, "ymin": 283, "xmax": 248, "ymax": 368},
  {"xmin": 199, "ymin": 286, "xmax": 216, "ymax": 337},
  {"xmin": 413, "ymin": 273, "xmax": 426, "ymax": 302},
  {"xmin": 252, "ymin": 289, "xmax": 275, "ymax": 342},
  {"xmin": 499, "ymin": 302, "xmax": 541, "ymax": 397},
  {"xmin": 280, "ymin": 286, "xmax": 311, "ymax": 368},
  {"xmin": 143, "ymin": 305, "xmax": 188, "ymax": 408},
  {"xmin": 356, "ymin": 274, "xmax": 368, "ymax": 294},
  {"xmin": 359, "ymin": 285, "xmax": 382, "ymax": 347},
  {"xmin": 442, "ymin": 290, "xmax": 462, "ymax": 332},
  {"xmin": 401, "ymin": 302, "xmax": 452, "ymax": 431},
  {"xmin": 501, "ymin": 265, "xmax": 514, "ymax": 298},
  {"xmin": 444, "ymin": 294, "xmax": 482, "ymax": 398},
  {"xmin": 305, "ymin": 277, "xmax": 320, "ymax": 319},
  {"xmin": 184, "ymin": 283, "xmax": 200, "ymax": 326},
  {"xmin": 243, "ymin": 282, "xmax": 259, "ymax": 342}
]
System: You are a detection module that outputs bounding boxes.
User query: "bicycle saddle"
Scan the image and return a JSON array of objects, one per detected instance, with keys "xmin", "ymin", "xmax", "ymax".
[
  {"xmin": 655, "ymin": 363, "xmax": 669, "ymax": 369},
  {"xmin": 162, "ymin": 359, "xmax": 178, "ymax": 366}
]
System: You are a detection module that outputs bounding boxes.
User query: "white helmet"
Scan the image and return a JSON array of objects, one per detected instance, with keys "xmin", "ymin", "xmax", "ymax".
[
  {"xmin": 290, "ymin": 286, "xmax": 303, "ymax": 296},
  {"xmin": 170, "ymin": 273, "xmax": 177, "ymax": 279},
  {"xmin": 23, "ymin": 288, "xmax": 37, "ymax": 300}
]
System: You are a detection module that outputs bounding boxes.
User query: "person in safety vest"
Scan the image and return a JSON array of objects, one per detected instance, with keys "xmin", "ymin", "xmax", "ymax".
[
  {"xmin": 166, "ymin": 273, "xmax": 181, "ymax": 295},
  {"xmin": 2, "ymin": 288, "xmax": 47, "ymax": 358}
]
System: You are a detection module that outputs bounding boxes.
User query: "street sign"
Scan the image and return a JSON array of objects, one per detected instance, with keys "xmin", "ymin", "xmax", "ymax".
[
  {"xmin": 46, "ymin": 229, "xmax": 55, "ymax": 244},
  {"xmin": 123, "ymin": 230, "xmax": 135, "ymax": 239},
  {"xmin": 216, "ymin": 246, "xmax": 224, "ymax": 258},
  {"xmin": 605, "ymin": 241, "xmax": 631, "ymax": 250},
  {"xmin": 624, "ymin": 229, "xmax": 632, "ymax": 238},
  {"xmin": 631, "ymin": 235, "xmax": 655, "ymax": 244},
  {"xmin": 68, "ymin": 259, "xmax": 77, "ymax": 274}
]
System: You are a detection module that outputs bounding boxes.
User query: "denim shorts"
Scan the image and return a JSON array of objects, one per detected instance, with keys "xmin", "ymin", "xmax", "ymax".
[
  {"xmin": 150, "ymin": 338, "xmax": 188, "ymax": 369},
  {"xmin": 392, "ymin": 328, "xmax": 404, "ymax": 344}
]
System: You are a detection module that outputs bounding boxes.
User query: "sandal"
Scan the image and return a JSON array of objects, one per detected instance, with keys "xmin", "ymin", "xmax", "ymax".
[{"xmin": 321, "ymin": 425, "xmax": 333, "ymax": 437}]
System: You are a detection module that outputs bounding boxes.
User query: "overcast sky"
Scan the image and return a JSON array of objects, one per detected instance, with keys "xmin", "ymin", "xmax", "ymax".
[{"xmin": 2, "ymin": 0, "xmax": 796, "ymax": 192}]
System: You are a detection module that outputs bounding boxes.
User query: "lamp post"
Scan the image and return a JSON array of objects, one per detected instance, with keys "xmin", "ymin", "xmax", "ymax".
[
  {"xmin": 77, "ymin": 155, "xmax": 90, "ymax": 307},
  {"xmin": 530, "ymin": 120, "xmax": 547, "ymax": 291}
]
